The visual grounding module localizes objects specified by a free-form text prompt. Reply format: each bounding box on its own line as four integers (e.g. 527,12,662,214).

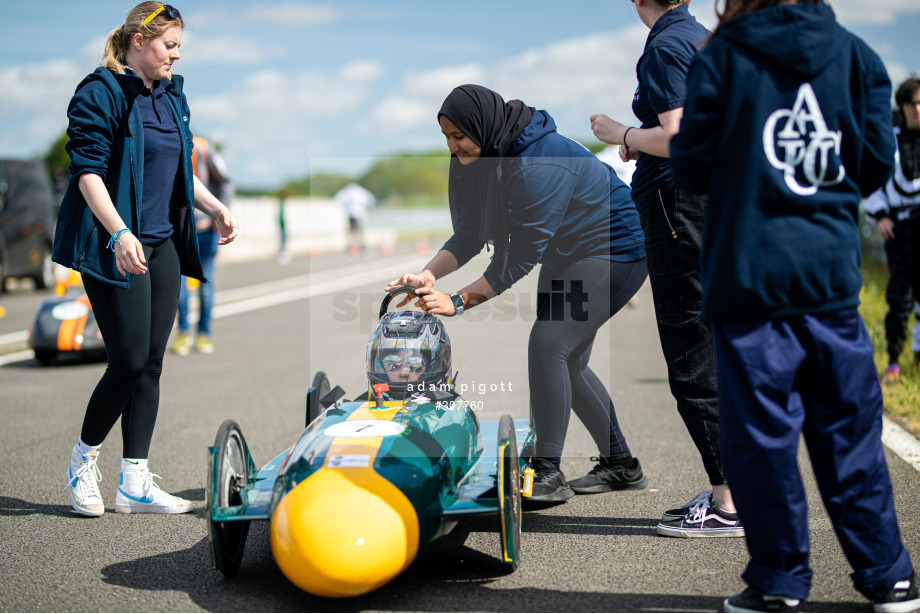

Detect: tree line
40,130,606,205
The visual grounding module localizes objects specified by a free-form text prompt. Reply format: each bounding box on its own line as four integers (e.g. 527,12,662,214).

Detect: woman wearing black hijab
387,85,649,502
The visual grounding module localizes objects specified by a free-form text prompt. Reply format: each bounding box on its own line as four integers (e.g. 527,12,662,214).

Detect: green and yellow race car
206,287,536,598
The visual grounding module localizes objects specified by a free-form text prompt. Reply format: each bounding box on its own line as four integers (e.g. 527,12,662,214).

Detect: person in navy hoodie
54,2,238,518
590,0,740,538
670,1,918,612
387,84,648,503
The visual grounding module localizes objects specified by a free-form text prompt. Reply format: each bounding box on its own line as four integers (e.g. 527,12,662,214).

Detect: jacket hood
78,66,185,100
509,109,556,155
719,2,845,79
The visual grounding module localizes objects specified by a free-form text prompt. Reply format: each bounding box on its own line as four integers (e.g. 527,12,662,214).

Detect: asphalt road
0,246,918,613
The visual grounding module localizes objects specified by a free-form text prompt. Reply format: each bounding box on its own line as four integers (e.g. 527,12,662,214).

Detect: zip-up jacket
670,2,894,323
52,67,203,288
864,127,920,223
442,110,646,295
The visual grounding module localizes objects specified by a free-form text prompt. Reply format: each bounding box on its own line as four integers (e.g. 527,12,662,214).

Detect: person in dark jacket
55,2,238,518
670,1,918,612
387,84,649,503
589,0,740,539
864,77,920,385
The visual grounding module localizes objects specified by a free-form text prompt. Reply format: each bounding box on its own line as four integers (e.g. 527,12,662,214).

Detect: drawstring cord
658,189,677,239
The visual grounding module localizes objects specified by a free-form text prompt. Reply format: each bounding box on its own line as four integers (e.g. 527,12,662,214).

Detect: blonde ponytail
101,25,132,73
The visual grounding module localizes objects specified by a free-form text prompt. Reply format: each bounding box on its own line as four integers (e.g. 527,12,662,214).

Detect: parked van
0,159,57,291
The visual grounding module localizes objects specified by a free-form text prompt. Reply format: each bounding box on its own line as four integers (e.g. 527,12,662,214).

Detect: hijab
438,85,534,280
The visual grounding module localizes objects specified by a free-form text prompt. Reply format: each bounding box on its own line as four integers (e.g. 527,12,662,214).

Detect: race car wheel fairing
307,370,330,425
207,420,251,577
497,414,521,571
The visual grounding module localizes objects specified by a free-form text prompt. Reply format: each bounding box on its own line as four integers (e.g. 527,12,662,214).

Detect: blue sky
2,1,919,189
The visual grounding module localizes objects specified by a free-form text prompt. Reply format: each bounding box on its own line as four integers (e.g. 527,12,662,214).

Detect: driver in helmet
377,348,428,385
364,310,454,402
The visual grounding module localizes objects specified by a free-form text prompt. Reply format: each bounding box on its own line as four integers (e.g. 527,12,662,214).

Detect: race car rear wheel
311,370,330,398
33,245,53,290
307,370,330,424
497,414,521,571
207,419,251,577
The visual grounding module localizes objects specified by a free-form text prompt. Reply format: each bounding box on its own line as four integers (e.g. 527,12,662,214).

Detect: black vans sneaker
873,574,920,613
567,456,648,494
661,489,712,521
723,587,802,613
657,493,744,538
527,458,574,503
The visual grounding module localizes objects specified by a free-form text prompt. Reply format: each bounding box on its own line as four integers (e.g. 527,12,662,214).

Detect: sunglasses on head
142,4,181,25
382,354,428,374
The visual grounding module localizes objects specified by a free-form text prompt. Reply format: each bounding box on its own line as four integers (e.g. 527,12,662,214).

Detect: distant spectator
335,182,376,256
277,188,290,264
864,76,920,384
172,136,233,356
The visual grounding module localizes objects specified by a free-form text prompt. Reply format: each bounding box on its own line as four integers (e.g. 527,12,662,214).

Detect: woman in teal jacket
56,2,238,518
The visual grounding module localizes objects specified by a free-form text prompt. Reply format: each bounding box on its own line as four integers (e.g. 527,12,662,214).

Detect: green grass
859,260,920,436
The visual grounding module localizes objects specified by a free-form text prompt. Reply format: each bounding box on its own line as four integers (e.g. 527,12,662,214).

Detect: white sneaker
115,468,194,514
63,448,104,517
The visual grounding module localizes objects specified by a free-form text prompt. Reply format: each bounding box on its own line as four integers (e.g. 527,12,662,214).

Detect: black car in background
0,159,57,291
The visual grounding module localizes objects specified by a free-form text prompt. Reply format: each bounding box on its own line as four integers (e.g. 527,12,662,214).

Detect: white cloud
187,3,342,29
341,60,385,83
365,26,648,147
0,59,84,155
683,0,920,28
832,0,920,26
181,34,286,65
187,59,387,185
0,60,84,114
199,23,659,184
489,27,648,130
8,0,912,188
244,3,341,28
364,63,488,135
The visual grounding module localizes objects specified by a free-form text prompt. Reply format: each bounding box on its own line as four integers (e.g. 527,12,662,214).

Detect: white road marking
0,253,431,367
883,416,920,473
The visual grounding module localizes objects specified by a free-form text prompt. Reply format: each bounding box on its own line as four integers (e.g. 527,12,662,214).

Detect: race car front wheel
207,419,252,577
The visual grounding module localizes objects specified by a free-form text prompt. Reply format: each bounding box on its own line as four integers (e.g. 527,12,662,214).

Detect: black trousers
882,218,915,366
80,238,181,458
638,182,725,486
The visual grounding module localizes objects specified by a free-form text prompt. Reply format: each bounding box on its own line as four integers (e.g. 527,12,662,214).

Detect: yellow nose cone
270,468,420,598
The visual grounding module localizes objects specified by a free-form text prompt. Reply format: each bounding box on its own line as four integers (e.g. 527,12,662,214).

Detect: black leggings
529,257,648,459
80,238,181,458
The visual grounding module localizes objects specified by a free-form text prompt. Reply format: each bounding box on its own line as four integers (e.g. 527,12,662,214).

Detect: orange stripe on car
58,295,93,351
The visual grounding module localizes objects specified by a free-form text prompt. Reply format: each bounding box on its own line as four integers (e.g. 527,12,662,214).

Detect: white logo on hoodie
763,82,846,196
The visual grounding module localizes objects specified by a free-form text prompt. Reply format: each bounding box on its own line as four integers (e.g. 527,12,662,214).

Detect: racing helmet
366,310,452,397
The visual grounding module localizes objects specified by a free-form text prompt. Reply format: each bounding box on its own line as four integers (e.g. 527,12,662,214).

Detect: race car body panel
207,393,535,597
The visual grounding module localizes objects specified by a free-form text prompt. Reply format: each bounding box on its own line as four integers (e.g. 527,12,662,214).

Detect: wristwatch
450,293,464,316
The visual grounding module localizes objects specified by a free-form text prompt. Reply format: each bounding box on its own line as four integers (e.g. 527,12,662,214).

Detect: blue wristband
107,228,129,252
